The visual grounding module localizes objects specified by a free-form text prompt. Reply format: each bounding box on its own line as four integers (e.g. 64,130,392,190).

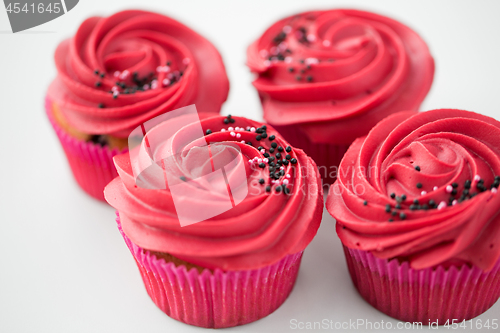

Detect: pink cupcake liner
45,97,126,201
343,246,500,324
116,213,303,328
272,124,349,185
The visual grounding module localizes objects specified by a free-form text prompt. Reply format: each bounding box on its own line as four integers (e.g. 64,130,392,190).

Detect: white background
1,0,500,332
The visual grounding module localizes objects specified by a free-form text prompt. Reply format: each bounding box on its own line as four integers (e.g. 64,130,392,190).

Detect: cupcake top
247,9,434,145
47,10,229,138
327,109,500,271
104,115,323,271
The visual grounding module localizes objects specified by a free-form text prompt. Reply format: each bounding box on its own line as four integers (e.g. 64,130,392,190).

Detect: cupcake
46,10,229,201
247,9,434,183
104,114,323,328
326,109,500,323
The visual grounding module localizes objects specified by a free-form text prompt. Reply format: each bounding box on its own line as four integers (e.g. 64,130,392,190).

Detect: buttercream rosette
247,9,434,183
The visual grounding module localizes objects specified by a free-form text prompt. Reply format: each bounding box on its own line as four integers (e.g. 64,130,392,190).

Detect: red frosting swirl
247,9,434,145
104,115,323,271
327,109,500,271
47,10,229,137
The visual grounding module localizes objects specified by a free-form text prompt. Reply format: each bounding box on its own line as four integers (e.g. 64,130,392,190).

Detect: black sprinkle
288,68,295,72
306,76,313,82
278,146,284,152
451,189,458,196
286,146,292,153
269,135,275,141
290,158,297,165
276,153,282,159
415,166,421,171
385,204,391,213
286,154,291,160
95,82,101,87
400,212,407,220
401,194,407,201
413,199,419,205
389,219,394,222
391,211,397,216
261,133,268,139
452,182,458,188
266,186,271,192
296,76,302,81
416,183,423,189
258,146,264,151
363,200,368,206
259,163,265,168
100,73,105,78
275,186,282,193
256,135,262,141
465,180,471,189
270,148,275,153
224,118,229,124
283,159,290,166
390,193,396,199
229,118,235,124
259,178,265,185
395,203,402,210
94,69,99,75
410,204,417,211
98,103,104,108
271,142,278,148
180,176,187,181
422,204,429,210
263,153,270,158
205,129,212,135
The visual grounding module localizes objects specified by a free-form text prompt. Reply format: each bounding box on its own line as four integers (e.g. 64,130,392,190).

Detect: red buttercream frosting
47,10,229,138
247,9,434,145
104,115,323,271
327,109,500,271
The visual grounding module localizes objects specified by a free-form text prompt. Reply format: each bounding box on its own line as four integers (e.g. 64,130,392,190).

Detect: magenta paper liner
116,214,303,328
45,97,127,201
343,246,500,323
272,124,349,185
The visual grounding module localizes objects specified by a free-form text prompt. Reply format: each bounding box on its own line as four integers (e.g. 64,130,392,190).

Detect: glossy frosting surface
327,109,500,271
247,9,434,144
105,115,323,270
47,10,229,137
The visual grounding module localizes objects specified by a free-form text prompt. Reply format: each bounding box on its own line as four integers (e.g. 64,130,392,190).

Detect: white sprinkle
151,80,158,89
113,91,119,97
260,149,265,153
492,188,498,194
182,58,190,65
250,127,256,133
241,140,246,144
143,84,149,91
246,126,251,130
452,200,458,206
259,49,269,58
230,132,236,137
284,56,293,63
446,185,453,193
236,133,241,138
221,128,226,132
163,78,171,86
437,201,447,210
258,158,262,163
234,127,240,131
270,46,279,55
283,25,292,34
323,40,331,47
421,191,427,196
111,86,118,92
263,158,269,163
167,73,174,79
278,42,288,50
433,186,438,191
280,166,285,171
248,160,253,164
114,71,121,78
228,127,234,131
263,60,271,67
120,70,129,80
305,57,319,65
307,34,316,42
474,175,481,182
286,174,291,179
282,179,289,185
